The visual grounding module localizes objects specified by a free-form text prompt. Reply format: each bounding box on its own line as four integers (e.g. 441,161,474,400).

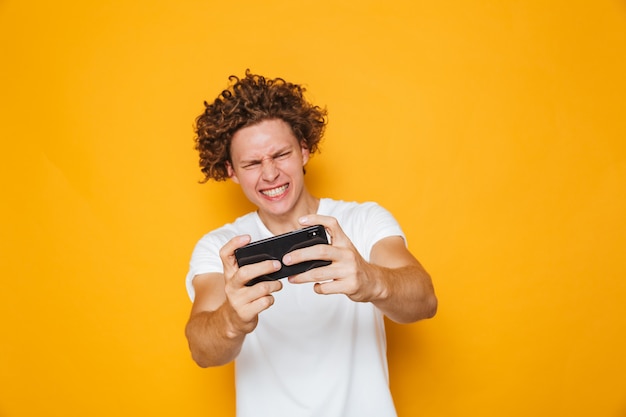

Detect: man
185,70,437,417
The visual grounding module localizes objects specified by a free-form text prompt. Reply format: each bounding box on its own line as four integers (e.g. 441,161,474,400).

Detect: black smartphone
235,225,331,286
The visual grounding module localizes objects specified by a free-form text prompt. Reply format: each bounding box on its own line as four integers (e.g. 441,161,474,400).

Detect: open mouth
260,184,289,198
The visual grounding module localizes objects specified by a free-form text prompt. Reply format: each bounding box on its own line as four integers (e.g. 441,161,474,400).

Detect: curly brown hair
194,70,328,182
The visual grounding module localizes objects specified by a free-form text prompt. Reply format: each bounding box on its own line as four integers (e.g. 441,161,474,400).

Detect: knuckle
318,245,331,258
346,281,359,295
258,295,274,311
259,281,274,293
218,244,231,259
328,217,340,228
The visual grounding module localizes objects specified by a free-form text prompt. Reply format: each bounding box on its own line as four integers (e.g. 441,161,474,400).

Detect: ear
226,161,240,184
300,143,310,166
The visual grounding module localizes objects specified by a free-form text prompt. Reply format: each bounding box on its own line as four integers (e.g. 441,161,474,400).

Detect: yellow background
1,1,625,416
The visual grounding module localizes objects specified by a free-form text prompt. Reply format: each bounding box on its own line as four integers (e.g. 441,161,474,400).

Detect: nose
260,158,279,182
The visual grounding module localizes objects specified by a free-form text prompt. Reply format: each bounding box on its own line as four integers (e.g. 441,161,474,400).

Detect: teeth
262,184,288,197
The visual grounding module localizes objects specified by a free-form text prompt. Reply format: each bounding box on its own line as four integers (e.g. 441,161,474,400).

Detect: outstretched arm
185,235,283,367
285,215,437,323
364,235,437,323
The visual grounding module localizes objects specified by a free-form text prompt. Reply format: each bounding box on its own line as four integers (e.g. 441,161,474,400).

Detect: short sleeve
185,229,235,301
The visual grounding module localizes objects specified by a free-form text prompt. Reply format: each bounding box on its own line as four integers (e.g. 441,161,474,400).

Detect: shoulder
320,198,394,223
320,198,386,216
196,212,259,247
320,198,404,255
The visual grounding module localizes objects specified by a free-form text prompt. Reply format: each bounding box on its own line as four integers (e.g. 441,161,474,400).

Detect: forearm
369,264,438,324
185,305,246,368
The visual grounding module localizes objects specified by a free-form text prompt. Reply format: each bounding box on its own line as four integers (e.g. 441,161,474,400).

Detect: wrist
221,303,249,340
365,263,391,303
222,302,257,341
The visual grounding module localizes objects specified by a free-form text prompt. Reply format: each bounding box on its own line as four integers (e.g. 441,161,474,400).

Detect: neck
258,190,319,235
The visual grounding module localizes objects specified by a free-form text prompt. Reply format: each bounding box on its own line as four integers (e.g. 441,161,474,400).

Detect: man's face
227,119,310,218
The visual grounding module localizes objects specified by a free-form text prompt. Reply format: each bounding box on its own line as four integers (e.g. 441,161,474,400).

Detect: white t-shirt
186,198,405,417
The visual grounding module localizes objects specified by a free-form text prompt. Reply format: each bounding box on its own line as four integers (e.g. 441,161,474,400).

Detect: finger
229,280,283,322
232,260,282,287
314,281,341,295
299,214,350,246
251,293,276,313
233,278,283,303
287,260,336,284
220,235,252,276
240,292,277,320
313,279,359,296
282,243,333,267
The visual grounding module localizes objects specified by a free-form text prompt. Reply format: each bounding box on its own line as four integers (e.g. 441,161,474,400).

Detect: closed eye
240,149,293,169
274,150,292,160
241,161,261,169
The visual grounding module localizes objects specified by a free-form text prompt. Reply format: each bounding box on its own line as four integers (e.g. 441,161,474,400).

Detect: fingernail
299,216,308,224
283,254,291,265
273,260,282,270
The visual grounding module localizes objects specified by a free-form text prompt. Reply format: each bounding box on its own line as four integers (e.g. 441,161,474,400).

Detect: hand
219,235,283,336
283,215,384,303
